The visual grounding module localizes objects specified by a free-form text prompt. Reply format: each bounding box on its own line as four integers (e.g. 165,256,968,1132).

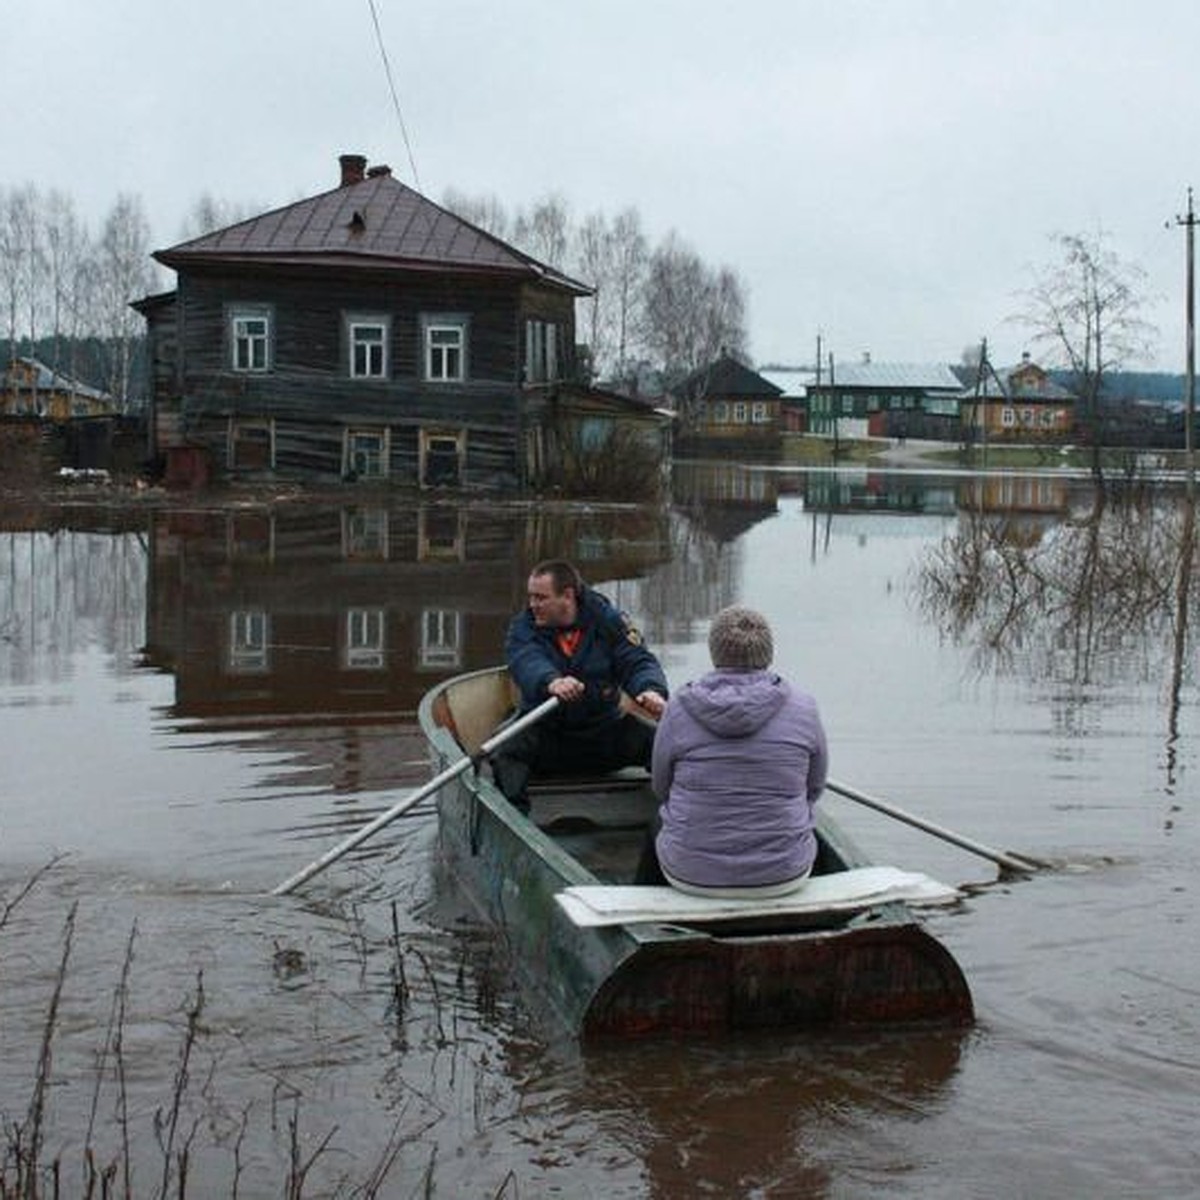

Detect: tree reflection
915,485,1198,695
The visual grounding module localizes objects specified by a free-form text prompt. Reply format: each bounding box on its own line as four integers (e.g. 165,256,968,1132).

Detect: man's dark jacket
505,588,668,732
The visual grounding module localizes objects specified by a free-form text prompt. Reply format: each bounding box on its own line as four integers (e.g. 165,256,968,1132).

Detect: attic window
348,210,366,233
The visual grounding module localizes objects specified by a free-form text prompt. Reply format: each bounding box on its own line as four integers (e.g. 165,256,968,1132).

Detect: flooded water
2,465,1197,1197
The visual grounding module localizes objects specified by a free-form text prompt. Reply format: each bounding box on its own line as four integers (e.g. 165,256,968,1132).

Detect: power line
366,0,421,191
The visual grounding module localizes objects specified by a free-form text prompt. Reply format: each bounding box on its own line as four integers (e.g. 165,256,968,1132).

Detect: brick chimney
366,164,392,179
339,154,367,186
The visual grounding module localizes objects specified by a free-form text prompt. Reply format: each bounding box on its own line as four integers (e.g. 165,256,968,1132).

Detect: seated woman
648,606,829,898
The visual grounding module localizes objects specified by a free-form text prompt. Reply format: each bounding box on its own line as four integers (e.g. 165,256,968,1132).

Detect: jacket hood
676,669,790,737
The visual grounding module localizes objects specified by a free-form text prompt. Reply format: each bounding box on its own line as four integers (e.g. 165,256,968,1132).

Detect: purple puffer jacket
651,668,828,888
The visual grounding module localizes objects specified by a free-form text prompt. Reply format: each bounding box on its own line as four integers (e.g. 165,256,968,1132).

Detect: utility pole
1173,187,1196,497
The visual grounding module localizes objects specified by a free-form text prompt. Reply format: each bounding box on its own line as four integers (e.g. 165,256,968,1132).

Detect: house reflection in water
797,471,960,516
144,502,672,728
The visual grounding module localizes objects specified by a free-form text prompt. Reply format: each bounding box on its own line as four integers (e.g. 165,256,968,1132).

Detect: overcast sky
9,0,1199,372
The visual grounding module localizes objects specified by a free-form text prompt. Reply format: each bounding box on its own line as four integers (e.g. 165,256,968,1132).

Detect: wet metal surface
1,469,1197,1195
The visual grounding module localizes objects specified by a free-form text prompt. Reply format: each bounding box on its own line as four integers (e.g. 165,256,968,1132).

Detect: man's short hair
530,559,583,597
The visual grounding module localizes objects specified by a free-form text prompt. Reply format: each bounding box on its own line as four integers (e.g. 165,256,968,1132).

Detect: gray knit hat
708,605,773,670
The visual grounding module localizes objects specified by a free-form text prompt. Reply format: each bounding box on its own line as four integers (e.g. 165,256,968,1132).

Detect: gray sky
10,0,1199,371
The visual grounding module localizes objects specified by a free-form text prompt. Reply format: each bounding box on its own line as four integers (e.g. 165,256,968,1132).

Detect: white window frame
342,507,389,559
733,401,748,423
228,610,269,673
349,318,388,379
420,608,463,669
524,319,559,384
344,427,390,479
751,401,769,424
423,316,467,382
228,418,275,471
230,308,271,372
344,608,386,670
417,504,465,560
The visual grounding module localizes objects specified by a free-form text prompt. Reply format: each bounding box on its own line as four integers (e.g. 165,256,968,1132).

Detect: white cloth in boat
555,866,960,928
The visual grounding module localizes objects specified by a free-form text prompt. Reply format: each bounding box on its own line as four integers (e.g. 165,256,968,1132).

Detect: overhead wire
366,0,421,191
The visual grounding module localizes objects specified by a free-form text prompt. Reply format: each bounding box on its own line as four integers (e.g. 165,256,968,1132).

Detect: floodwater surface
1,465,1197,1197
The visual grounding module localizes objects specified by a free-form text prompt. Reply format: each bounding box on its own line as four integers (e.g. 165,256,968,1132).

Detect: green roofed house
805,358,965,440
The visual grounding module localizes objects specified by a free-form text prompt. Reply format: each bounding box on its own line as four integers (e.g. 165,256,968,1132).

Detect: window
751,402,769,424
418,505,464,560
228,611,269,673
421,433,463,487
345,428,388,479
524,320,559,383
712,401,729,423
343,507,389,559
420,609,462,669
345,608,385,670
349,319,387,378
424,317,467,381
230,420,273,470
231,309,270,372
733,402,748,423
578,416,613,450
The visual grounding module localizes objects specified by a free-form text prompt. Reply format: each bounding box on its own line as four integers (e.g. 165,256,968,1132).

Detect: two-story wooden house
958,353,1075,443
135,153,663,491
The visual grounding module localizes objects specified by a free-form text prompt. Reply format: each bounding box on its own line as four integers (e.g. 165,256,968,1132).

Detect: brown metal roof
156,172,590,294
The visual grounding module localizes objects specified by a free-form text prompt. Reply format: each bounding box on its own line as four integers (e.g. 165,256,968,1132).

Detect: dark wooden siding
149,260,582,489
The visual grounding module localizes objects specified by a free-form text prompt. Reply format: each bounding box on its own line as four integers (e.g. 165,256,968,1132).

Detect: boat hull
420,668,973,1039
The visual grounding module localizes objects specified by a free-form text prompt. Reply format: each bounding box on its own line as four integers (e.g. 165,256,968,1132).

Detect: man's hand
635,690,667,719
547,676,585,702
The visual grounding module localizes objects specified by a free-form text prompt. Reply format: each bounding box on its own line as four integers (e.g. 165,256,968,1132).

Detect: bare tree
640,231,748,383
177,193,260,241
512,193,571,269
0,186,44,358
1018,231,1157,479
94,193,159,409
439,190,743,387
574,211,614,380
439,187,512,240
43,190,95,380
609,208,647,382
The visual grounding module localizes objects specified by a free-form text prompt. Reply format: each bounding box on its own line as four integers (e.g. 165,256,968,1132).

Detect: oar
825,777,1047,875
272,696,559,896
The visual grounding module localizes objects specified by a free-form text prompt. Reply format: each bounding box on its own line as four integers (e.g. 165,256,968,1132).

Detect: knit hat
708,605,773,670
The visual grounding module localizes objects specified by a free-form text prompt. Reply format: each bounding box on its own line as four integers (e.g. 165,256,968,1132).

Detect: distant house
806,360,964,439
673,355,784,458
1,357,116,420
959,353,1075,442
134,153,667,491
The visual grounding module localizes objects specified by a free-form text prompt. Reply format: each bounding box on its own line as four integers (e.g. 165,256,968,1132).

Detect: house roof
680,355,783,398
958,358,1075,402
4,356,111,402
155,164,591,295
820,362,963,390
758,367,818,396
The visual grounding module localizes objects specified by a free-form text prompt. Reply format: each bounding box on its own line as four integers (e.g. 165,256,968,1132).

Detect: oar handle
826,777,1042,874
271,695,559,896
